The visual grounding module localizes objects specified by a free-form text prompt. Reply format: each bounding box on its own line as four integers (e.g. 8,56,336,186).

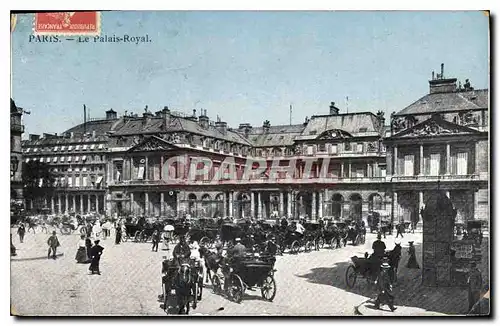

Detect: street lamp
10,156,19,177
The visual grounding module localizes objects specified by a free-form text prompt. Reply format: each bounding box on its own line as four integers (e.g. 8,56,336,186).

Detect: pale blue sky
12,11,489,137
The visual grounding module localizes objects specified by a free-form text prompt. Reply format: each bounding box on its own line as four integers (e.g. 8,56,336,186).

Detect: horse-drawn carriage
220,223,246,246
304,221,324,250
212,253,277,303
345,221,366,246
189,218,219,248
345,243,402,288
161,256,204,314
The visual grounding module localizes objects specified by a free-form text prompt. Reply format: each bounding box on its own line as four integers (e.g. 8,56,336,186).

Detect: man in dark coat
89,240,104,275
395,223,404,238
371,233,386,276
173,235,191,265
17,223,26,243
47,231,60,259
151,230,160,252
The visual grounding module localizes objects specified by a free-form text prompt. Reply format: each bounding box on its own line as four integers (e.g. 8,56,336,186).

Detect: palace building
20,65,489,226
384,65,489,226
11,99,24,202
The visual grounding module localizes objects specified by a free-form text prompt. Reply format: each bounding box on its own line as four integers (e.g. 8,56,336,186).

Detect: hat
377,233,382,239
408,241,414,245
235,237,241,242
381,262,391,269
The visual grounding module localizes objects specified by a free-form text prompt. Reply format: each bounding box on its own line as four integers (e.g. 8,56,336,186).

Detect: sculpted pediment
393,115,480,138
127,136,177,152
317,129,353,140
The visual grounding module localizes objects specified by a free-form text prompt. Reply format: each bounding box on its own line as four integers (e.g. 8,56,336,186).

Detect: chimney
161,106,171,130
262,120,271,133
142,106,153,125
106,109,117,120
329,102,339,115
429,63,457,94
215,121,228,135
198,109,209,129
29,134,40,141
238,123,252,138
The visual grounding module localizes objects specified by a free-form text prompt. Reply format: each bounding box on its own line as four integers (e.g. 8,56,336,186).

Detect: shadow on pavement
11,253,64,262
297,241,473,315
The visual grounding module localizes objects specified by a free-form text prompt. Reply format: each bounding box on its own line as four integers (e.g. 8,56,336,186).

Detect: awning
96,176,103,184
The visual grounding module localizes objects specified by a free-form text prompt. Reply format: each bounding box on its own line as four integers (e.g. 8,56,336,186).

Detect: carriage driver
224,238,247,292
370,233,386,275
173,234,191,267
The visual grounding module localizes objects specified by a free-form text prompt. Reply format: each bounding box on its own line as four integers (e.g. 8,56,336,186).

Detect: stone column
145,156,149,180
58,195,62,214
279,192,284,216
44,197,48,208
257,192,262,219
87,194,91,213
287,192,292,218
318,191,323,218
129,157,133,180
374,162,379,178
228,191,234,218
311,192,317,220
394,146,398,175
419,144,424,176
473,190,478,221
160,156,164,180
348,162,352,178
446,191,450,198
96,194,100,214
51,197,55,214
176,193,181,217
145,192,149,215
366,163,370,178
341,162,345,178
160,192,164,216
446,143,451,175
392,192,398,224
72,195,76,213
80,194,83,213
65,194,69,213
223,192,227,217
250,192,255,217
130,192,135,215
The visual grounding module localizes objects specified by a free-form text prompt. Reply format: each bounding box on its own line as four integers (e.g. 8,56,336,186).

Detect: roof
64,119,119,136
112,116,252,146
246,124,305,147
296,113,382,140
395,89,488,116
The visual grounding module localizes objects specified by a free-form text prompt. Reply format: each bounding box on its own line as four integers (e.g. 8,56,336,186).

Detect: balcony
391,174,485,182
109,176,387,187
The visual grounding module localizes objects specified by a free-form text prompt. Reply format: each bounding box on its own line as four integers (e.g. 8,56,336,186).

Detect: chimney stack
238,123,252,138
329,102,339,115
198,109,209,129
215,120,228,135
106,109,117,120
440,63,444,79
429,63,457,94
161,106,171,130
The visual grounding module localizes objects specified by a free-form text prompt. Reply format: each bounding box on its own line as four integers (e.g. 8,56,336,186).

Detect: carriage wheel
199,236,210,248
345,265,357,288
134,231,141,242
261,275,277,302
60,226,71,235
229,274,244,304
212,275,222,295
290,240,300,254
80,226,87,235
329,238,337,249
304,241,313,253
317,237,325,250
163,282,170,311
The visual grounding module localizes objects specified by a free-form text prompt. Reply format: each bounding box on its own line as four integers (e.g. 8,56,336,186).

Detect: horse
174,262,194,314
386,243,402,282
199,246,222,285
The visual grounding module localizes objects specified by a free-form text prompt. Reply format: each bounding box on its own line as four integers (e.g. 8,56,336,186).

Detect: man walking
17,223,26,243
395,223,404,238
468,262,483,312
47,231,60,259
374,258,397,311
151,229,160,252
89,240,104,275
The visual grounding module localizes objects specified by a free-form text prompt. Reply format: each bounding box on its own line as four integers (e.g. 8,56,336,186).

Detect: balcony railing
392,174,482,182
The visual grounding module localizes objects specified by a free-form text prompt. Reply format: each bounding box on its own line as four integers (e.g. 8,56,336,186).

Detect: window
357,143,363,153
60,177,65,186
307,146,313,155
344,143,351,151
75,156,80,162
82,167,87,172
356,167,365,178
318,144,326,152
60,146,66,151
329,144,338,154
75,145,81,150
68,177,73,187
457,152,468,175
380,167,386,178
404,155,414,176
67,156,72,162
82,156,87,161
430,154,440,176
68,145,73,151
26,148,31,153
60,156,65,162
34,148,38,152
137,166,145,179
82,176,87,187
98,144,104,149
53,147,58,152
53,157,57,163
75,175,80,187
40,157,44,163
90,144,95,150
82,144,88,150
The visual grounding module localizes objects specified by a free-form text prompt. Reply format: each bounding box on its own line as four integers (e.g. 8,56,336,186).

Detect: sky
11,11,489,138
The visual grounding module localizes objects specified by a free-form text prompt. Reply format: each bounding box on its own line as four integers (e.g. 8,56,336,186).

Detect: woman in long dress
75,234,88,263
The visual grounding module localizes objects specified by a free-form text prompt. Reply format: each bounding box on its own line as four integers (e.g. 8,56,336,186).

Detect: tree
22,160,56,212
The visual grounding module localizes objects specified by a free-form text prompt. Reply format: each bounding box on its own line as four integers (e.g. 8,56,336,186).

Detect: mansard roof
395,89,488,116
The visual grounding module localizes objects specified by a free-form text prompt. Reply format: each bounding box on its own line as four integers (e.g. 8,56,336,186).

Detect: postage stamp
33,12,101,36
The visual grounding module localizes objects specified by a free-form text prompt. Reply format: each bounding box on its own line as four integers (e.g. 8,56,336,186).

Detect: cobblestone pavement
10,228,485,316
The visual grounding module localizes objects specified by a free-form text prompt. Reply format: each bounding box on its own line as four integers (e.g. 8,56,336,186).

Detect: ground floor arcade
25,192,106,215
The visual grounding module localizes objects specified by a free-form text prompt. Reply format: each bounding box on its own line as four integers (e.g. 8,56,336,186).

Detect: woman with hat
75,234,88,263
406,241,419,269
374,258,396,312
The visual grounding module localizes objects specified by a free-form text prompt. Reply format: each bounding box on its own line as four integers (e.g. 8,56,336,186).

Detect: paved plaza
11,228,483,316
